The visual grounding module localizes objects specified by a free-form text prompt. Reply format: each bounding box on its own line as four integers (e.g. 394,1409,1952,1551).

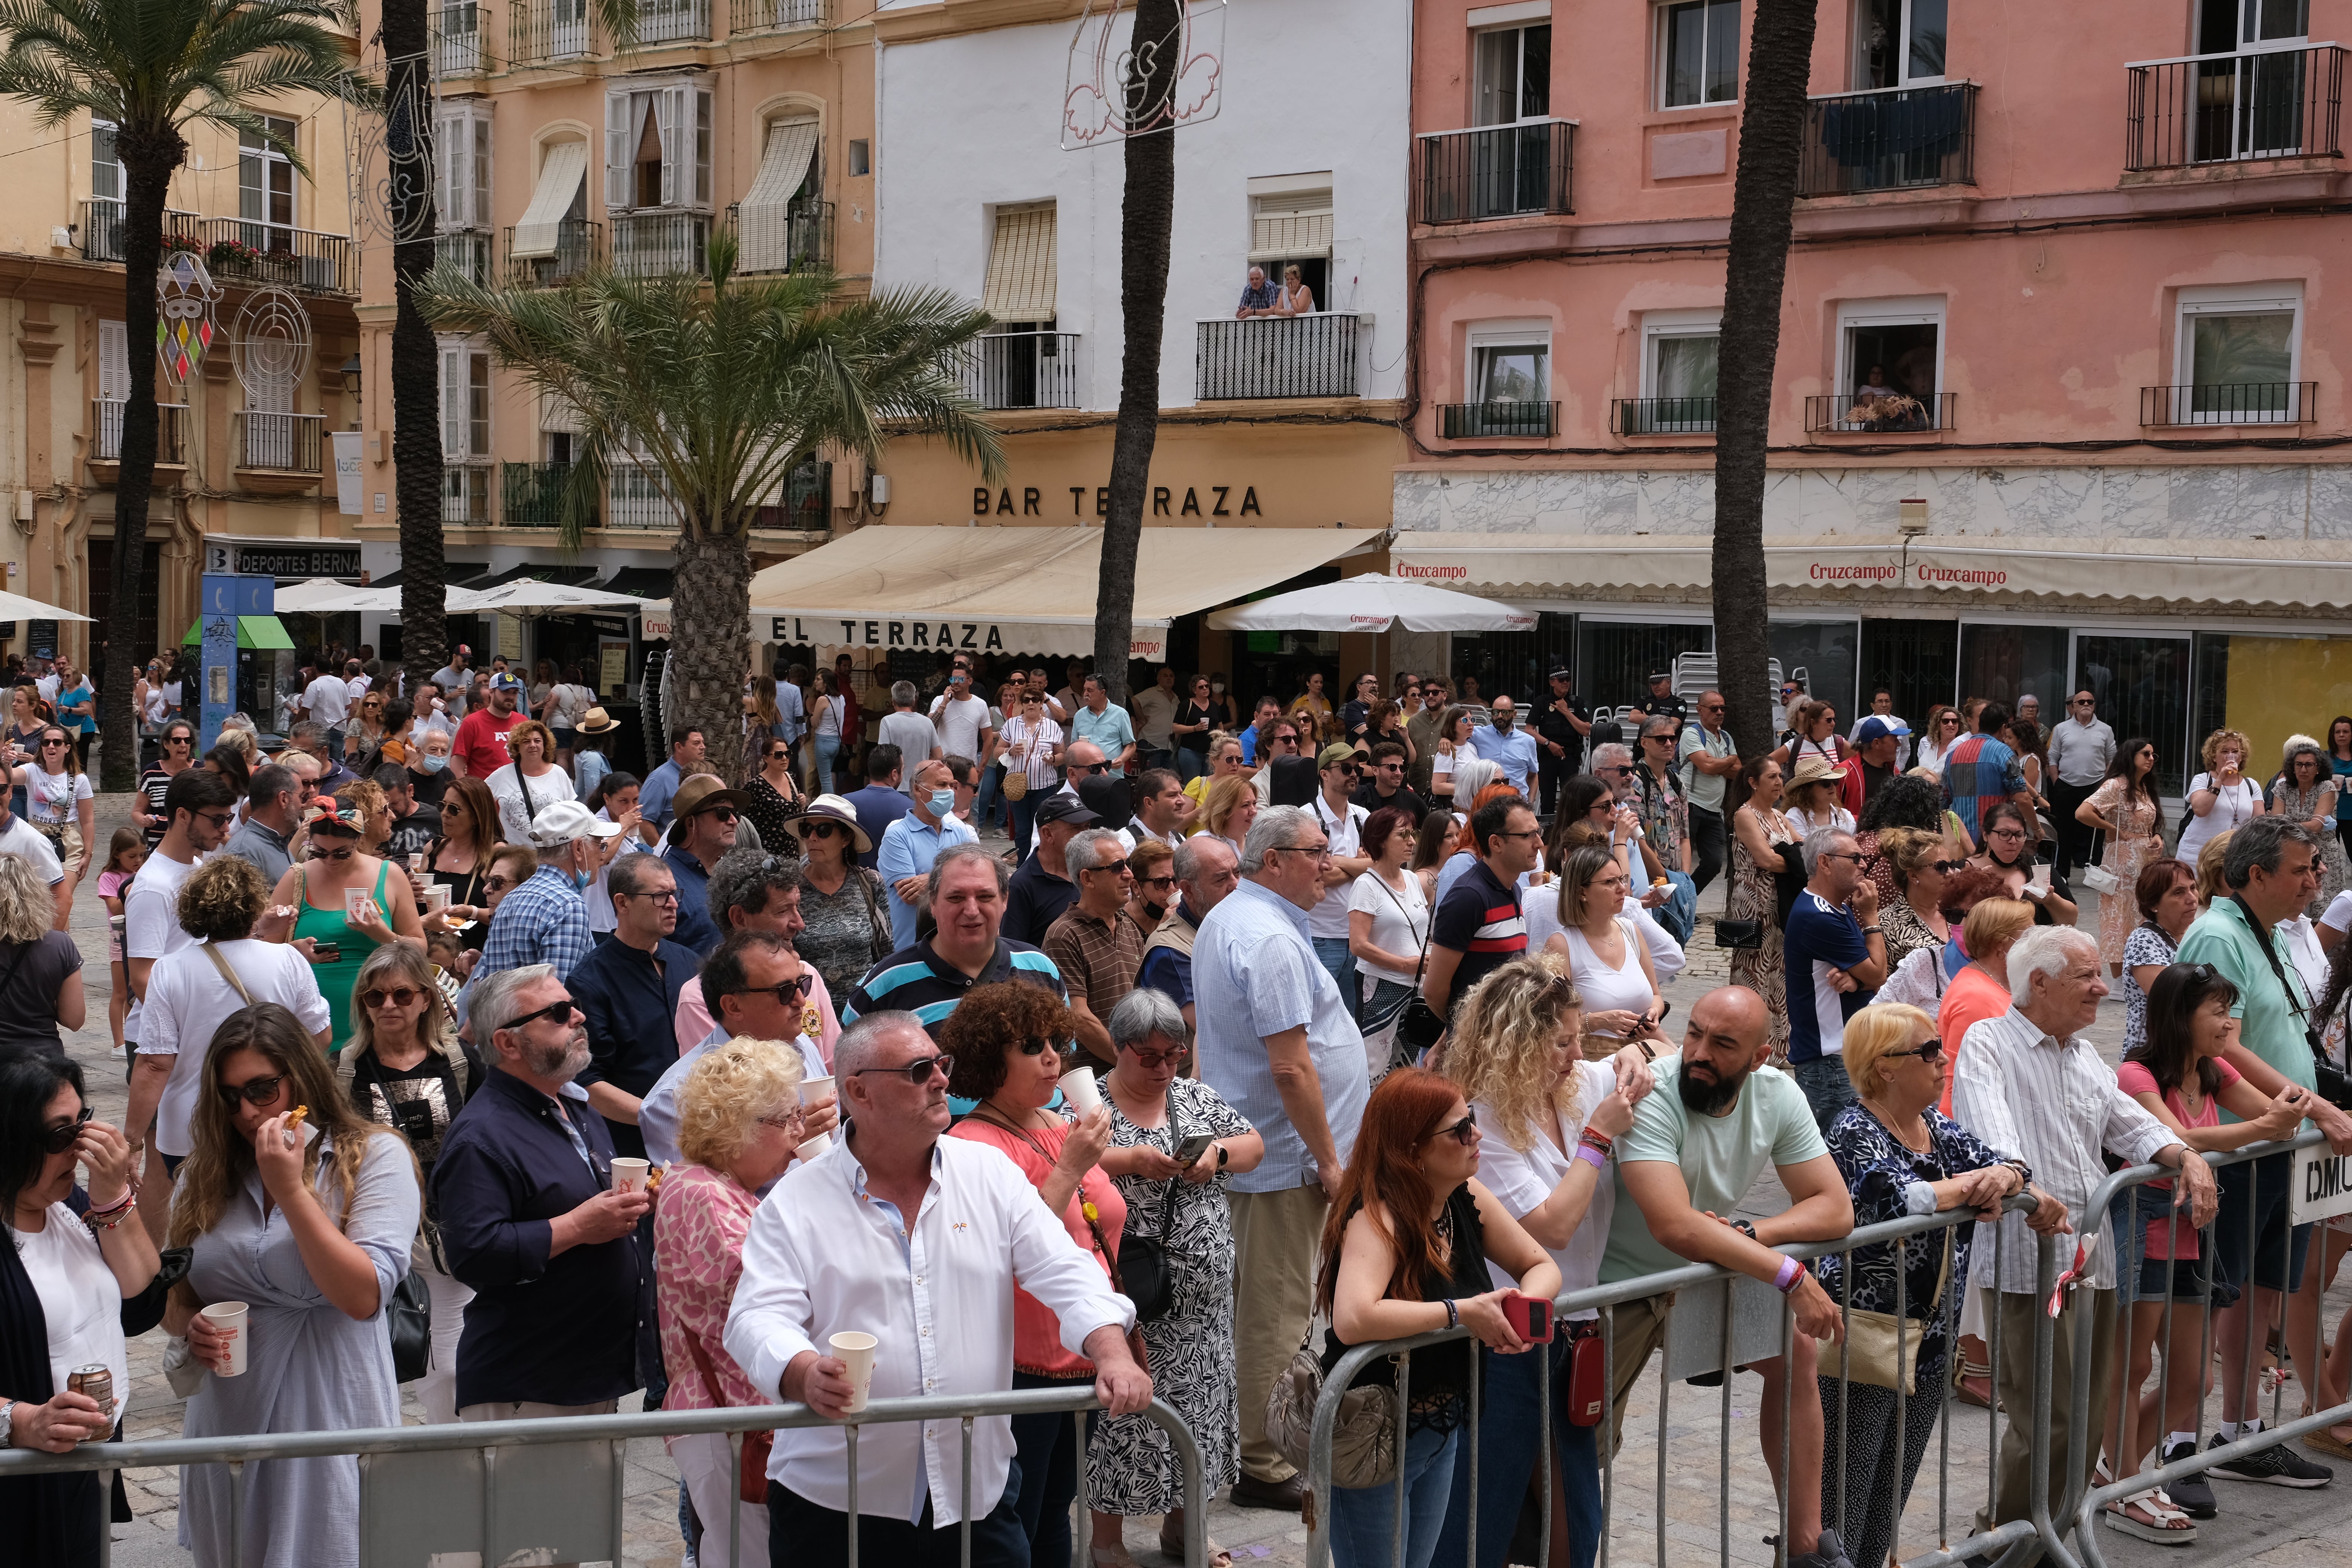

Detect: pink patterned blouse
653,1164,767,1413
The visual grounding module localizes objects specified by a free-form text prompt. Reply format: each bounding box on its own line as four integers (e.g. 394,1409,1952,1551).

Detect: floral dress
2273,777,2351,916
2120,923,2177,1056
1086,1076,1256,1514
1728,806,1795,1052
2086,777,2163,966
795,866,891,998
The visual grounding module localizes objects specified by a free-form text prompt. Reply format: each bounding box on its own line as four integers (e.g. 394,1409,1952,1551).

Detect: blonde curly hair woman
2180,727,2263,866
1436,951,1653,1568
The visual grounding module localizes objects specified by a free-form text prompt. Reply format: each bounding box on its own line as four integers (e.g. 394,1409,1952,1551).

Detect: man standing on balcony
1235,265,1279,318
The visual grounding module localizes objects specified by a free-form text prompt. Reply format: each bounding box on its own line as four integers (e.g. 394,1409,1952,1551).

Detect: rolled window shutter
605,91,631,211
980,204,1057,322
1249,190,1334,262
439,345,466,458
98,320,128,402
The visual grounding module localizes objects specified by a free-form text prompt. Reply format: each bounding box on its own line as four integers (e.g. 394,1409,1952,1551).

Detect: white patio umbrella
1204,573,1537,634
458,580,648,614
0,588,92,623
267,577,366,614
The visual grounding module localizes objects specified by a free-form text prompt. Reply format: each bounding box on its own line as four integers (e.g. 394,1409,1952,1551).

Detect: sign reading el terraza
204,542,362,580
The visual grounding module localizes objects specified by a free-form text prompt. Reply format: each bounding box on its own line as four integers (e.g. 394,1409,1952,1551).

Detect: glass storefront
1571,618,1712,714
1770,619,1858,725
1959,623,2068,720
1859,616,1959,732
2075,634,2192,795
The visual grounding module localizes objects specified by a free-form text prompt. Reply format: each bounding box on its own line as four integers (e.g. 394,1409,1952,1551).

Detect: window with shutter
439,342,468,458
605,91,632,211
604,81,711,214
98,321,129,401
92,119,122,204
437,109,493,230
981,204,1057,322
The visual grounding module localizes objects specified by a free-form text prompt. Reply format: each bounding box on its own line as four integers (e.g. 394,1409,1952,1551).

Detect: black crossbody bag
2231,894,2352,1110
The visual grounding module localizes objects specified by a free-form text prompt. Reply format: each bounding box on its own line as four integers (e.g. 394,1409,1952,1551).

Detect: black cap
1034,792,1102,828
1548,668,1572,681
1077,773,1133,825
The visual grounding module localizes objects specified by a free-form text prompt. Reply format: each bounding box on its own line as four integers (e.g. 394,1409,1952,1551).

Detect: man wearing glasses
567,855,700,1161
661,774,748,957
1405,679,1451,796
1480,695,1540,798
643,929,838,1177
1677,690,1739,894
1041,827,1147,1071
123,768,239,1084
2044,688,2116,884
1308,744,1374,1021
1782,827,1888,1133
1424,794,1539,1025
432,962,656,1426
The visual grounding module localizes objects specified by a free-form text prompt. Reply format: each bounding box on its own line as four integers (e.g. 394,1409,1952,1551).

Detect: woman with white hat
779,796,890,998
1781,754,1856,838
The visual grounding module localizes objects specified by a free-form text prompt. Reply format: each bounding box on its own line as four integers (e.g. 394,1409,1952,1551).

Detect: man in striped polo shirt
1422,794,1541,1024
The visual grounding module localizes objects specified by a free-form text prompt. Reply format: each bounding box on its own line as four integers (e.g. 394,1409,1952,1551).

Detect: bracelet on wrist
1573,1143,1608,1173
1578,1125,1613,1151
1773,1256,1805,1295
1442,1298,1461,1331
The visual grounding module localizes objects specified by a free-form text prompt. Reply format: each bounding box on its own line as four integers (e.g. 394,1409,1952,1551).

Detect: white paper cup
2029,862,2052,894
201,1302,250,1377
829,1331,878,1412
1060,1066,1102,1115
407,851,426,874
609,1157,651,1193
796,1077,835,1159
422,883,451,915
343,887,372,922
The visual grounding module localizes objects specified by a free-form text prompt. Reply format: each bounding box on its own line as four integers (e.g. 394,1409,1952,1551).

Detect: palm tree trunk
384,3,447,682
1094,0,1179,707
669,519,752,784
1710,0,1818,763
98,128,185,790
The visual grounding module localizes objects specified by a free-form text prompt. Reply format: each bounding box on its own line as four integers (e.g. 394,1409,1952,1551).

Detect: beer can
67,1364,113,1415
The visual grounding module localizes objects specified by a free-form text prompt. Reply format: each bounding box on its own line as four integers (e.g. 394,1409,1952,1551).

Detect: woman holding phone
1542,845,1667,1060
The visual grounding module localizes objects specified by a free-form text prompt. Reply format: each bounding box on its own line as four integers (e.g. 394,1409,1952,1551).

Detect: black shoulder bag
1393,890,1447,1058
2230,893,2352,1110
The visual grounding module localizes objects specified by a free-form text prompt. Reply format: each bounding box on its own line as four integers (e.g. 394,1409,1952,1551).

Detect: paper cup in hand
829,1331,878,1413
343,888,373,923
609,1157,651,1193
422,883,451,915
201,1303,250,1377
1060,1066,1102,1115
796,1077,835,1159
2029,862,2052,894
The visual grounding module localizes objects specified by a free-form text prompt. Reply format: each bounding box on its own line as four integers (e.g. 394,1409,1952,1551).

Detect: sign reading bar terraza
769,615,1165,662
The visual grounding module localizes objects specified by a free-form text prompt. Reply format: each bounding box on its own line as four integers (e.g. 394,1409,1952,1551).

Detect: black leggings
2338,819,2352,865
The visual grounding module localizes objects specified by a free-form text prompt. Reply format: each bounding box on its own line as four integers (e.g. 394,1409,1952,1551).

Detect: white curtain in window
738,119,819,273
513,141,588,259
981,204,1057,322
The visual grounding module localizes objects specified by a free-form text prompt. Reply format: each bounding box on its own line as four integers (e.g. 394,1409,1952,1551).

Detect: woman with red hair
1314,1067,1560,1568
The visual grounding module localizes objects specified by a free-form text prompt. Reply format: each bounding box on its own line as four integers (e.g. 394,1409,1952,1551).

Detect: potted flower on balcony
207,236,267,277
161,231,204,258
1847,389,1926,432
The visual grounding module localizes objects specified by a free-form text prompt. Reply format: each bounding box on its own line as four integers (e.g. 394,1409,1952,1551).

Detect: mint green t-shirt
1600,1052,1828,1283
2177,898,2317,1122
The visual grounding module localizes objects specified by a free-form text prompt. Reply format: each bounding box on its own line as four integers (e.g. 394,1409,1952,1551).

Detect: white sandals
2102,1487,2198,1545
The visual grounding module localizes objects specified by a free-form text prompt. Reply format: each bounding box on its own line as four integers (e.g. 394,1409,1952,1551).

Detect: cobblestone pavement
53,796,2352,1566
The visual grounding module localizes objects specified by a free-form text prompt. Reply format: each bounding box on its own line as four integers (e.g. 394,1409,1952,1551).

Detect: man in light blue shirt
1479,694,1541,797
875,757,978,949
1193,804,1369,1506
1068,675,1138,772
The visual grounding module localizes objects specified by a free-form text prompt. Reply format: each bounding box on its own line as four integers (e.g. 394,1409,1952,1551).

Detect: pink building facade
1398,0,2352,789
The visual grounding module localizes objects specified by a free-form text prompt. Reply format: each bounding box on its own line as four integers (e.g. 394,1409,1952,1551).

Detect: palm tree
0,0,365,789
1710,0,1819,762
1093,0,1180,706
419,231,1004,782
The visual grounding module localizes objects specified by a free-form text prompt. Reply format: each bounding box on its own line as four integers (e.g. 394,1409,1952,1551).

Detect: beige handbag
1265,1329,1398,1492
1001,767,1029,802
1840,1229,1952,1393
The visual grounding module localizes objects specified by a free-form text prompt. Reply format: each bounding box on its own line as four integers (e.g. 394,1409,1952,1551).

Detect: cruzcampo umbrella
1204,573,1538,634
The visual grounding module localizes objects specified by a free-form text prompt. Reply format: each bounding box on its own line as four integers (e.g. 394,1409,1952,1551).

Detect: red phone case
1503,1292,1554,1344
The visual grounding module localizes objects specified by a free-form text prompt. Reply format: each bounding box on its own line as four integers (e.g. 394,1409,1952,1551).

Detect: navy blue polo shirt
1003,853,1080,946
660,842,724,956
568,932,700,1160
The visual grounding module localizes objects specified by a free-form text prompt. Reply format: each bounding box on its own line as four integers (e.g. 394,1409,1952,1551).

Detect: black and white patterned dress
1084,1076,1256,1515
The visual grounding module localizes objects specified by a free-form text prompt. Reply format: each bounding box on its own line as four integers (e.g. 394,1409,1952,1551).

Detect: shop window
1451,611,1577,713
2177,283,2302,423
1574,619,1712,717
1474,21,1552,126
2074,634,2192,797
1858,617,1957,730
1854,0,1947,88
1659,0,1739,109
1958,623,2067,730
2188,631,2352,801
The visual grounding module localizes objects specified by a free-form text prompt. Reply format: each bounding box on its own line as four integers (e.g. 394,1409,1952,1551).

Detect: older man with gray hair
1952,923,2219,1537
877,680,942,794
1782,825,1887,1132
1042,825,1145,1072
1138,833,1241,1032
1194,803,1369,1512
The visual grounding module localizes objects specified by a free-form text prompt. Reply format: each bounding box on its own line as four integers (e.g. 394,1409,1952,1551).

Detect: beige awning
510,141,587,260
749,524,1384,660
1387,532,2352,611
981,204,1057,322
1250,189,1334,262
738,118,819,273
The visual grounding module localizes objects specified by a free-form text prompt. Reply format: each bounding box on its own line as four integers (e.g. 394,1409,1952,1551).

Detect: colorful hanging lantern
157,251,222,383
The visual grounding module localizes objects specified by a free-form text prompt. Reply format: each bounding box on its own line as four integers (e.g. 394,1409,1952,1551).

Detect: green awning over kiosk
181,615,297,651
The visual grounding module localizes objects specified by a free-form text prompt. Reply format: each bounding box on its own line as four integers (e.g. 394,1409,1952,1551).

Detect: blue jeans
1650,869,1698,946
1330,1424,1460,1568
1436,1340,1604,1568
812,733,840,795
975,765,1003,830
1008,1370,1090,1568
1010,790,1042,863
1791,1055,1856,1136
1313,936,1359,1025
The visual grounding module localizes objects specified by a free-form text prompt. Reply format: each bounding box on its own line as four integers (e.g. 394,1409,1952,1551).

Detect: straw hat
1779,755,1848,806
781,793,872,854
667,773,753,845
575,706,620,735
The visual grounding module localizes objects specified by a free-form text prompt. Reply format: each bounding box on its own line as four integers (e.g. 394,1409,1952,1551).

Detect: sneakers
1788,1528,1854,1568
2208,1429,2335,1487
2159,1444,2217,1517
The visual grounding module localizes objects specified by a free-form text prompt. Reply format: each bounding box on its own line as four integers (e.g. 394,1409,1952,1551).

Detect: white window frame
1464,317,1552,405
1834,294,1946,401
92,116,123,205
437,102,493,232
2174,280,2304,422
240,115,299,239
1851,0,1951,89
1471,19,1552,127
1656,0,1741,111
604,78,714,214
438,335,492,462
1638,307,1723,397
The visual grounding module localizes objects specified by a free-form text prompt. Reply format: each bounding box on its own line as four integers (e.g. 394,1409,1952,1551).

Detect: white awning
510,141,588,260
1387,532,2352,611
981,204,1057,322
738,119,819,273
1250,188,1334,262
748,524,1384,661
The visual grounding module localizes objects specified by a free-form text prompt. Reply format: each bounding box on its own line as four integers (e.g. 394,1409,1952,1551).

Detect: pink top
98,869,133,903
1936,966,2011,1119
2116,1058,2240,1260
653,1164,768,1414
672,968,842,1064
947,1116,1126,1376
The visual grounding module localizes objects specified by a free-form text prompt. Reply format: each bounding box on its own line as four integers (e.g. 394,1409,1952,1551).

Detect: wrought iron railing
1804,391,1957,433
957,331,1082,410
92,399,189,465
1612,395,1720,434
608,462,680,527
441,462,495,524
2140,380,2317,424
611,211,713,277
1196,313,1363,400
2127,43,2346,169
507,0,593,64
726,199,832,274
1440,400,1558,438
78,201,201,263
434,228,494,287
1798,81,1978,196
198,219,358,294
727,0,822,33
637,0,710,43
1419,120,1574,223
434,1,487,74
502,461,588,527
504,219,600,286
234,412,324,473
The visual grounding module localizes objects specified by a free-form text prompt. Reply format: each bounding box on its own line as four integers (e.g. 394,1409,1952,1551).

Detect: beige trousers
1230,1182,1330,1483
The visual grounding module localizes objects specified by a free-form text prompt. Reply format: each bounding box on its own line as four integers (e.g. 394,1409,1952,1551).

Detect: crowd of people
5,645,2352,1568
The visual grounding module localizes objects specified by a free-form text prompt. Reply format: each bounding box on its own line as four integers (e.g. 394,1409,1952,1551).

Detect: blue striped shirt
842,938,1067,1115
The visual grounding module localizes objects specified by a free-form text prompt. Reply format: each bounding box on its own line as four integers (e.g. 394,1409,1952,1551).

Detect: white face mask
1211,683,1225,694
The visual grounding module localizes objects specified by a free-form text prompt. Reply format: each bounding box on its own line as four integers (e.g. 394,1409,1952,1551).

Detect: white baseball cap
526,799,625,848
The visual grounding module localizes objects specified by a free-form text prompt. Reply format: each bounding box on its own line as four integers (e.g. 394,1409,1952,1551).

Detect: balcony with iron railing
753,458,830,530
608,463,681,528
92,399,189,467
505,220,600,286
1439,400,1558,438
957,332,1081,411
1196,313,1363,400
434,2,487,75
508,0,594,64
637,0,710,44
435,229,495,287
2127,43,2346,170
727,0,823,34
1419,120,1574,224
1798,81,1978,197
1612,396,1719,435
502,461,590,528
611,211,714,277
726,200,833,274
2141,381,2317,425
233,412,324,475
1804,391,1956,433
443,463,495,525
198,219,358,294
78,201,201,263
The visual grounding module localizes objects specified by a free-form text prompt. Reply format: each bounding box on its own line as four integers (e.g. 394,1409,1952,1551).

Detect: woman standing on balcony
1273,263,1316,316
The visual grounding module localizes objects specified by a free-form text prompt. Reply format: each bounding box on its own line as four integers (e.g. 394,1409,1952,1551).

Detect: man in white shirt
1128,768,1191,847
123,769,239,1116
1307,744,1372,1013
0,785,65,893
927,669,994,766
300,661,352,759
724,1012,1149,1561
32,656,58,705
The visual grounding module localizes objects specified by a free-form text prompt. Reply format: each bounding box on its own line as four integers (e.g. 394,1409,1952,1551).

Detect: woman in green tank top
265,801,428,1050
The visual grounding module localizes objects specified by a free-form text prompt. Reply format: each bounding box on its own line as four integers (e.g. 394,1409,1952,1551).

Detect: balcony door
1853,0,1947,88
239,117,297,254
2195,0,2312,159
1469,23,1558,217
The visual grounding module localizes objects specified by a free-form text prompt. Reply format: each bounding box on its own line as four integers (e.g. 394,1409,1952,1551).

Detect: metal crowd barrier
0,1385,1207,1568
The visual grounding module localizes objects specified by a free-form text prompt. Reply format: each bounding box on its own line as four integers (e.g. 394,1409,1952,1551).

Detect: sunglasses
802,821,842,840
483,874,516,891
40,738,67,748
1139,873,1176,889
1073,761,1111,775
1017,1036,1064,1057
308,845,355,861
1124,1044,1190,1069
1931,859,1968,874
39,1106,94,1155
360,986,422,1010
1433,1110,1478,1146
499,998,581,1032
769,749,790,760
1886,1041,1946,1064
215,1073,289,1110
699,807,739,824
733,974,816,1003
850,1054,955,1084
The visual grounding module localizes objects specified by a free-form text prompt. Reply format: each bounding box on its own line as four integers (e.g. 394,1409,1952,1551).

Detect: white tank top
1562,916,1654,1023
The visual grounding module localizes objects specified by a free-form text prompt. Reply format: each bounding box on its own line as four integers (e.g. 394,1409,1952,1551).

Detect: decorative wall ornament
157,251,222,383
232,286,312,405
344,43,438,248
1063,0,1226,150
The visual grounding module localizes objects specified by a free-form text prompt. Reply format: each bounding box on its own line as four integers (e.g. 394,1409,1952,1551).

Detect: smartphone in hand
1501,1292,1554,1344
1170,1133,1216,1166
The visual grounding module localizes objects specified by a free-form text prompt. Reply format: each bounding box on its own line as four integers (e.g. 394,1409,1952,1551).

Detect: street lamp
340,354,362,430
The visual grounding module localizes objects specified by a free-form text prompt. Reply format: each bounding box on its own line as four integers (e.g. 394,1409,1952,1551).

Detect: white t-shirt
488,763,579,844
2321,890,2352,936
586,821,655,935
302,674,350,729
1474,1060,1620,1319
124,849,204,1040
1132,686,1179,749
2178,773,2263,865
929,694,992,761
139,938,332,1157
1346,868,1429,986
16,1204,127,1412
550,684,593,729
1308,796,1369,940
0,815,64,885
24,765,92,828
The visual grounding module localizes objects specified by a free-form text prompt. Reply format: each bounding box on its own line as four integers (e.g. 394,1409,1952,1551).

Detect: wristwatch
1731,1219,1759,1242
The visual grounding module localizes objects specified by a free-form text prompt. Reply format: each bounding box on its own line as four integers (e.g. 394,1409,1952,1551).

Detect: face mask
1141,899,1166,920
1211,683,1225,694
574,868,596,891
928,789,957,818
418,752,450,773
